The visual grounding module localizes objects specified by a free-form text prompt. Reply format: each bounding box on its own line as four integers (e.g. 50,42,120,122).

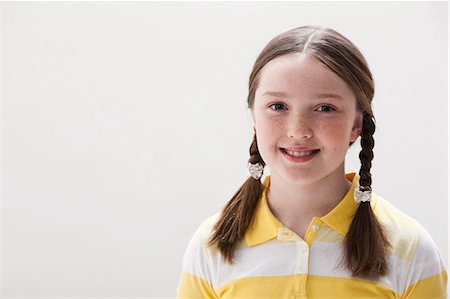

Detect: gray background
1,1,448,297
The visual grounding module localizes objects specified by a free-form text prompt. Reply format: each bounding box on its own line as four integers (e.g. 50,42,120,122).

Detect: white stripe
309,240,401,293
209,239,299,290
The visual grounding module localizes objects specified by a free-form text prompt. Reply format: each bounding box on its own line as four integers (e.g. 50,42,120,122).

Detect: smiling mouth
281,148,320,156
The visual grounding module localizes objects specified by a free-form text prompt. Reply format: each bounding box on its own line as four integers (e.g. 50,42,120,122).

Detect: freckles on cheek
256,116,279,134
266,123,283,143
256,124,275,145
322,123,350,153
255,119,281,155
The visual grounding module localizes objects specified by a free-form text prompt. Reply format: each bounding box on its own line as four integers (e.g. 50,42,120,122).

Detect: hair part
209,26,392,278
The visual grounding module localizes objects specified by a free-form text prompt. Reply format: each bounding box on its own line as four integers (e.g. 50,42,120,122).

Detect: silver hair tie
248,163,263,180
354,186,372,203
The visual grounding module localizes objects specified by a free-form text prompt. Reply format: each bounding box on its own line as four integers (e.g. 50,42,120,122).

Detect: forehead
256,53,354,100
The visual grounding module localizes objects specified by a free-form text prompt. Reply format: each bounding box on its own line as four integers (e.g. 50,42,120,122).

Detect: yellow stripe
216,275,303,298
400,271,448,299
177,271,218,299
308,275,398,298
215,274,401,298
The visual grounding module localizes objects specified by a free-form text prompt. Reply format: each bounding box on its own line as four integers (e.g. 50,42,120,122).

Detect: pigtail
207,133,265,264
344,113,392,278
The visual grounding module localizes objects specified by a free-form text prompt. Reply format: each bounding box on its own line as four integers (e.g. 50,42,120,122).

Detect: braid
343,113,392,278
249,133,266,166
358,113,375,189
207,133,265,263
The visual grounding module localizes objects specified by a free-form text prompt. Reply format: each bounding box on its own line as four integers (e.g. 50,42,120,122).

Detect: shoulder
372,194,420,227
372,194,447,295
181,212,221,272
177,213,222,297
372,194,441,255
372,194,429,245
187,212,221,250
377,194,443,265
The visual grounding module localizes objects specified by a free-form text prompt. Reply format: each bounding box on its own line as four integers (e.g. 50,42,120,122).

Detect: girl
176,26,447,298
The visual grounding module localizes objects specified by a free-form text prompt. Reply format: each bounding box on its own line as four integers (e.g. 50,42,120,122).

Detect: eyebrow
261,91,343,100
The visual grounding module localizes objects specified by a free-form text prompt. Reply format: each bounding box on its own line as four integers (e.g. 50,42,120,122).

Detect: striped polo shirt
177,172,448,298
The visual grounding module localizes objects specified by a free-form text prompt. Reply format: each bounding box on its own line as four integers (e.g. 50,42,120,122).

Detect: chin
273,168,319,185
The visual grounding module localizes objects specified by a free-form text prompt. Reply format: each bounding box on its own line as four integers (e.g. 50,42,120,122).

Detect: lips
284,149,318,157
280,148,320,162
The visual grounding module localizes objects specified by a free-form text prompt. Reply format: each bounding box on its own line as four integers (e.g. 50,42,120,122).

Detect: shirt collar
244,172,376,247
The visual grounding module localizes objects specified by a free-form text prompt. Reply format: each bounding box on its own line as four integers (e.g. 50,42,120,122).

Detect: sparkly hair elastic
354,186,372,203
248,163,264,180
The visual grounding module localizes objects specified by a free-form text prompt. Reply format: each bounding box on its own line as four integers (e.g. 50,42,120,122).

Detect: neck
266,166,352,227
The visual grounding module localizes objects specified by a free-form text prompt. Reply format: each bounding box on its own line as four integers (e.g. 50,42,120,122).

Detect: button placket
295,239,309,297
295,220,321,298
297,241,309,273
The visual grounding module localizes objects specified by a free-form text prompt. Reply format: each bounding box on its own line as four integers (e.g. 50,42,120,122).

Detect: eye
316,105,336,112
269,103,287,111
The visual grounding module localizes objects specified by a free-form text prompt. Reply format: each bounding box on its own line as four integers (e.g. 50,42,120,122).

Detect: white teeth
285,149,316,157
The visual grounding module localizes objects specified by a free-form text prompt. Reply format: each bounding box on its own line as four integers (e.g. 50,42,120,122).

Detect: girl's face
251,53,363,185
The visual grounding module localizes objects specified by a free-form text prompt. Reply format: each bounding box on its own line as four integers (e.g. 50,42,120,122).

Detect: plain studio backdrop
1,1,448,297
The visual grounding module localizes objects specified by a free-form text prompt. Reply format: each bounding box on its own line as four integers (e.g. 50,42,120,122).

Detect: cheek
255,116,283,140
254,117,283,157
320,120,352,151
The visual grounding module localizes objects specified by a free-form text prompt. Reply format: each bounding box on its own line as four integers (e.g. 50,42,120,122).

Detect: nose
287,113,313,140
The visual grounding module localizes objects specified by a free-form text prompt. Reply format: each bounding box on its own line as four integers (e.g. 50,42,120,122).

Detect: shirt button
299,243,308,253
299,265,306,272
311,224,319,232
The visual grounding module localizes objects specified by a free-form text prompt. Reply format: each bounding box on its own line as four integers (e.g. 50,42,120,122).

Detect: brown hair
207,26,392,278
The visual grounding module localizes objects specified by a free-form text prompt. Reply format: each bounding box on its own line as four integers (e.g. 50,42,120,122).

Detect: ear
350,111,363,142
